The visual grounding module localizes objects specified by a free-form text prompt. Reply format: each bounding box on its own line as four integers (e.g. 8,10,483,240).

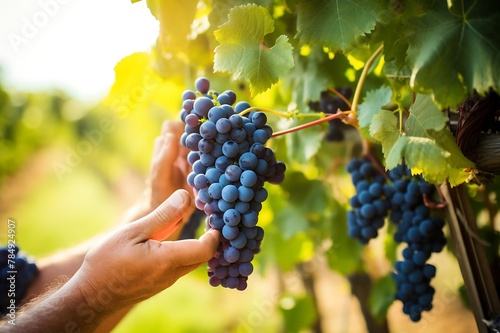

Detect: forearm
23,234,105,304
2,274,111,333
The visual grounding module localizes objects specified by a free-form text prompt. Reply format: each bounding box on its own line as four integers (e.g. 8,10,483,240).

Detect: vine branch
348,44,384,127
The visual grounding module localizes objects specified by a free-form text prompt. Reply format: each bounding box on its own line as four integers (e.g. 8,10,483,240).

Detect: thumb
130,190,193,241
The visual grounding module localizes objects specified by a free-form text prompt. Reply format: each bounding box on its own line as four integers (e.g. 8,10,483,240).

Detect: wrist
72,265,130,316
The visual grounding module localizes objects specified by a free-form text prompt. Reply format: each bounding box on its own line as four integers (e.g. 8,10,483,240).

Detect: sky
0,0,159,101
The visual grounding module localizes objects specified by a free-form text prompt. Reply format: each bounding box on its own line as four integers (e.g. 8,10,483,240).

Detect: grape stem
327,86,352,108
239,107,292,118
271,112,350,137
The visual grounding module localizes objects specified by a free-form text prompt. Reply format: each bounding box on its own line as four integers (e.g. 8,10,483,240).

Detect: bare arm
1,190,219,333
15,120,195,332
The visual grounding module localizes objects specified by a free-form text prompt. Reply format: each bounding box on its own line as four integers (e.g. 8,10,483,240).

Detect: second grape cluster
347,157,447,322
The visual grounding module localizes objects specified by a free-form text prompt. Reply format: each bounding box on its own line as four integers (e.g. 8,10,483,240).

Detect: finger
163,229,221,266
150,133,179,205
151,135,164,162
130,190,193,241
162,120,184,137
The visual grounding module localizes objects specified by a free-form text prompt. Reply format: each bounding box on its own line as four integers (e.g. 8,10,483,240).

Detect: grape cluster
180,77,285,290
308,88,352,142
385,165,446,322
346,159,447,322
346,157,390,244
1,245,38,314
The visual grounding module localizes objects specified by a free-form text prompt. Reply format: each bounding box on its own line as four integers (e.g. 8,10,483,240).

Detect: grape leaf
296,0,385,52
371,94,472,185
407,1,500,108
213,4,294,96
370,110,401,157
399,136,451,177
279,171,330,217
383,133,472,186
275,205,310,239
285,126,324,164
404,93,447,137
280,294,317,333
358,86,392,140
325,205,364,276
368,274,396,323
146,0,198,52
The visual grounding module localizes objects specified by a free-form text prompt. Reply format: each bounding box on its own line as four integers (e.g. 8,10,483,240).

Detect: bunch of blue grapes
1,245,38,314
385,164,447,322
180,77,285,290
346,157,390,244
346,158,447,322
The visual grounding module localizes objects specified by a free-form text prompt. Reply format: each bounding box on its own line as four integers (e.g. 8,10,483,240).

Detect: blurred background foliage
1,0,497,331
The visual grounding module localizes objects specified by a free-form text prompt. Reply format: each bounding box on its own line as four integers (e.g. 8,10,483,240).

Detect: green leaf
358,86,393,140
368,274,396,323
285,126,324,164
407,1,500,108
296,0,385,52
384,134,473,186
213,4,294,96
405,94,447,137
280,172,330,217
370,110,401,158
325,205,364,276
146,0,198,52
371,94,473,185
384,223,398,265
427,129,474,186
384,134,408,169
446,0,464,16
262,225,314,271
280,294,317,333
403,136,451,178
275,205,310,239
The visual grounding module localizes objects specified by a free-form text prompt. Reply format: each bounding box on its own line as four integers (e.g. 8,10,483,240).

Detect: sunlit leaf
358,86,392,140
146,0,198,52
370,110,401,158
405,94,447,136
213,4,294,96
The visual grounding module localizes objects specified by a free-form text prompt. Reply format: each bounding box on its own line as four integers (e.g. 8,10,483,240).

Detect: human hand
75,190,219,314
121,120,195,236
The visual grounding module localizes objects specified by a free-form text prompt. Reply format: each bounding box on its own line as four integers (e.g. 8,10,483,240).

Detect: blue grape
238,186,254,202
251,112,267,128
222,225,239,240
222,141,239,158
235,101,251,113
195,77,210,94
253,129,269,144
200,121,217,140
185,113,200,127
182,90,196,100
223,209,241,226
240,170,257,187
216,118,232,134
193,97,214,117
208,106,225,123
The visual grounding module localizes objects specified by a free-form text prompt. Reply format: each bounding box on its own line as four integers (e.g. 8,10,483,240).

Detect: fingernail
169,191,185,207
